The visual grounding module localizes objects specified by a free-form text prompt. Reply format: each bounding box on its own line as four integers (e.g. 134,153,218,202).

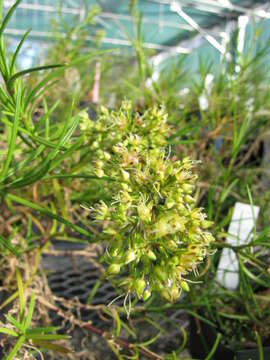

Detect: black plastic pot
189,314,270,360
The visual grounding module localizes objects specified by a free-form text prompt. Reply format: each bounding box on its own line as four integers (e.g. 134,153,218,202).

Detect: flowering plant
81,101,214,302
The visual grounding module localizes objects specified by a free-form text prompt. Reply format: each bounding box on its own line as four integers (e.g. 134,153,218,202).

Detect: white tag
216,202,260,290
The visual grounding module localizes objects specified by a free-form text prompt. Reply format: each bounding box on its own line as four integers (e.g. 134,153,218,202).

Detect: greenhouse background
4,0,270,69
0,1,270,360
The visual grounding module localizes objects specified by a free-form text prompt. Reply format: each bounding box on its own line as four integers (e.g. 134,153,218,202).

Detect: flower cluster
84,101,214,302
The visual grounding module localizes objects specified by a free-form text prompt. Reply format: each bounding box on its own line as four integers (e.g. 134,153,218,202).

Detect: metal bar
3,0,79,14
4,28,191,54
2,1,193,31
99,11,193,30
148,0,270,19
170,2,225,54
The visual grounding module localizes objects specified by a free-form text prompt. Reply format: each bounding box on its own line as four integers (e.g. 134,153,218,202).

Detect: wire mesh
41,243,190,359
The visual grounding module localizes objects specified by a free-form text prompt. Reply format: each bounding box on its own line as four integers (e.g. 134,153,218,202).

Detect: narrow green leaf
186,310,216,328
175,327,187,354
87,279,102,304
46,102,75,160
46,137,84,172
1,117,68,151
220,178,239,203
16,269,25,322
0,85,11,105
217,312,249,321
44,173,110,181
10,29,31,75
247,185,258,234
5,335,25,360
7,106,79,189
0,0,21,38
241,265,270,288
0,81,22,182
205,333,222,360
0,234,19,256
5,314,24,333
34,99,59,133
255,331,264,360
8,161,51,189
0,327,18,337
134,332,162,347
113,308,121,337
26,215,33,241
6,193,93,238
31,340,70,354
5,144,45,180
27,334,69,341
25,67,66,107
0,35,8,79
24,292,35,330
26,327,60,335
8,64,64,87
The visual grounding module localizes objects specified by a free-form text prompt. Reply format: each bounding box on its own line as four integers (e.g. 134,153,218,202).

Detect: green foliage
0,0,104,259
0,270,69,359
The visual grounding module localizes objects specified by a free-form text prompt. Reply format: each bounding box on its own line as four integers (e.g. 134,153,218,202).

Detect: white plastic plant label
216,202,260,290
198,73,214,111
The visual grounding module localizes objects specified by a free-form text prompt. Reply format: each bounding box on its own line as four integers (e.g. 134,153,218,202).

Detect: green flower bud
122,99,132,112
170,285,180,302
121,182,129,191
161,289,171,302
203,232,215,244
179,280,190,292
201,220,213,229
112,145,122,153
154,281,164,292
95,201,109,220
120,169,130,181
125,250,136,264
137,203,152,222
121,191,132,204
100,105,109,115
107,264,121,275
142,290,151,301
103,228,117,235
182,183,194,193
168,240,178,249
78,109,90,122
135,278,146,297
103,151,111,160
185,195,194,204
91,140,99,149
170,256,179,266
95,168,105,178
166,199,175,209
111,248,119,256
154,266,167,282
147,249,156,261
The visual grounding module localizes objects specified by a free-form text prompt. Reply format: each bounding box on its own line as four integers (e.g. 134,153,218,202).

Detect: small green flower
179,280,190,292
124,250,136,264
142,290,151,301
134,278,146,298
107,263,121,275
